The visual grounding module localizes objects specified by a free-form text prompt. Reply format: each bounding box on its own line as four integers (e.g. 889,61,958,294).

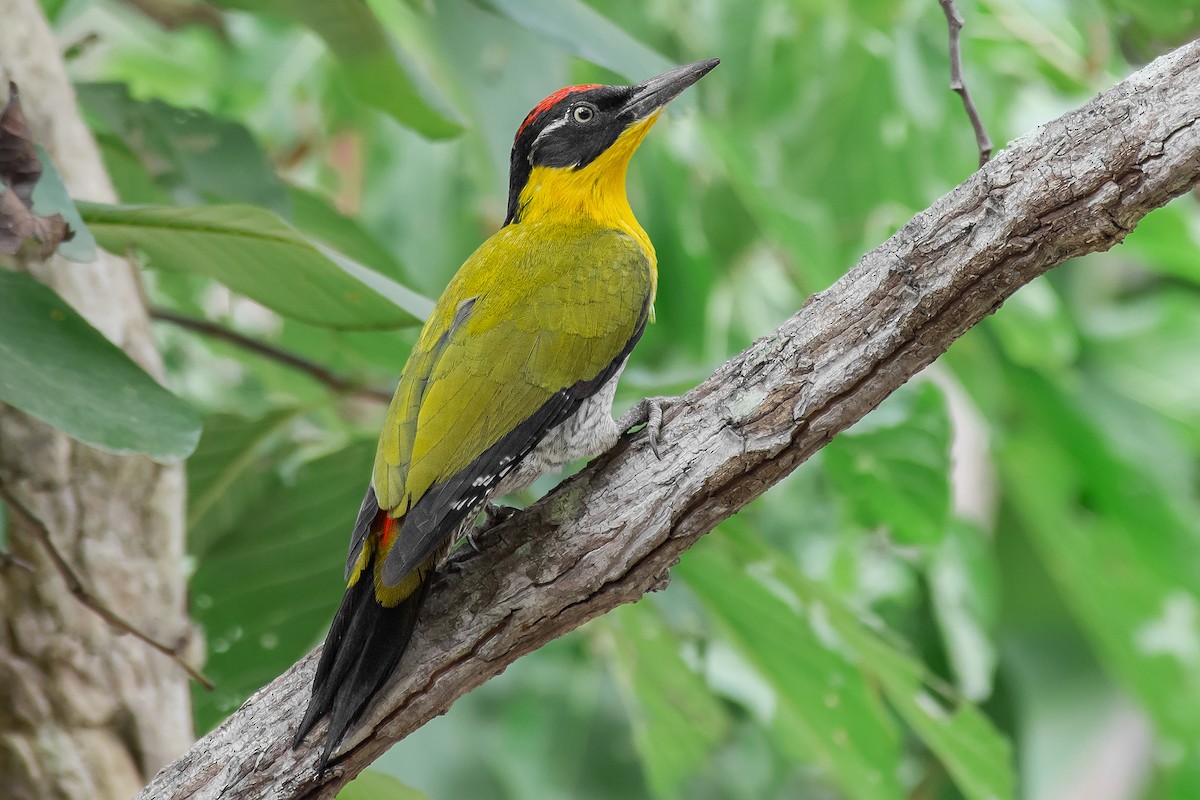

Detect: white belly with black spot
493,363,625,497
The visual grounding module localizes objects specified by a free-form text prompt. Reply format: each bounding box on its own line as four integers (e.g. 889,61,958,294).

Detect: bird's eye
572,104,595,124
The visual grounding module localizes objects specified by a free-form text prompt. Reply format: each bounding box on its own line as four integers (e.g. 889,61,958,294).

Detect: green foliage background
19,0,1200,797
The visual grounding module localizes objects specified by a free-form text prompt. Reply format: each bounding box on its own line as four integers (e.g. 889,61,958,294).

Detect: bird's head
505,58,719,225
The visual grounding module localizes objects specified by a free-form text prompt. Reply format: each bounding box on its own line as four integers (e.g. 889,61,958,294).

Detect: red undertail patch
379,513,398,551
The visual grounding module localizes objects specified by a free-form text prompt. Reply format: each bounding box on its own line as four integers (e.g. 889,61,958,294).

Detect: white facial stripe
531,112,571,148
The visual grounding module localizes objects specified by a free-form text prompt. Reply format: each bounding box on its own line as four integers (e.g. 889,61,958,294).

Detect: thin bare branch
939,0,994,167
150,307,394,404
0,550,34,571
135,39,1200,800
0,485,214,690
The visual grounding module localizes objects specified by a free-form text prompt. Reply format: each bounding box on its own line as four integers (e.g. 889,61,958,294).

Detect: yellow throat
516,113,661,317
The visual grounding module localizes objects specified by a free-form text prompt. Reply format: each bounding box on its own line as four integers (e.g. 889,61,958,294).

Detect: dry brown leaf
0,83,74,256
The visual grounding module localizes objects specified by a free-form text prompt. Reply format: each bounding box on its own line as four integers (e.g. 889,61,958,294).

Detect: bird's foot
482,501,518,530
616,396,672,459
442,503,518,573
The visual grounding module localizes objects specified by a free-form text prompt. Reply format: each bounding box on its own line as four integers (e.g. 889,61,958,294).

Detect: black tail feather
293,557,431,769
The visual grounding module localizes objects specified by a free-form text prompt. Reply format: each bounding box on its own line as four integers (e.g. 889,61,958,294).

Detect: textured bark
0,2,194,799
137,37,1200,800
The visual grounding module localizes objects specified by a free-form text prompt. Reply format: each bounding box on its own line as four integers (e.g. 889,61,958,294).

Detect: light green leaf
78,202,428,329
31,146,96,262
213,0,463,139
186,410,298,558
1001,369,1200,755
1121,205,1200,285
986,281,1079,370
604,602,731,798
336,770,427,800
0,271,200,461
679,538,904,800
476,0,673,83
190,440,374,732
288,186,409,284
824,381,952,547
928,520,1000,702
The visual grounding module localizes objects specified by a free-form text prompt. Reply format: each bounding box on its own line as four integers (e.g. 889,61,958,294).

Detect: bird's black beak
620,58,720,121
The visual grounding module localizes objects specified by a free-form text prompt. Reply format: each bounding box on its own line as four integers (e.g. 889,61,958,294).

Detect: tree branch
136,38,1200,800
149,307,394,404
939,0,994,166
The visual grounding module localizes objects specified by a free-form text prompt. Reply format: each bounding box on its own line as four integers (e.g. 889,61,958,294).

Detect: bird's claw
443,502,517,574
483,501,518,529
617,396,671,459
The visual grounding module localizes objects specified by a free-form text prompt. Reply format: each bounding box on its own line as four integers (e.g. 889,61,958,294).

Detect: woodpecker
293,58,720,767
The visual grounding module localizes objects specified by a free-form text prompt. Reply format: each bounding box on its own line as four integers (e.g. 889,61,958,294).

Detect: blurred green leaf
79,202,428,329
843,625,1014,800
76,83,289,214
39,0,70,22
0,271,200,461
190,440,374,731
1120,202,1200,283
928,519,1000,702
680,537,904,800
91,131,173,205
213,0,463,139
605,602,731,798
475,0,673,82
186,410,298,558
1001,369,1200,758
337,770,428,800
824,382,952,548
987,281,1079,370
714,527,1014,800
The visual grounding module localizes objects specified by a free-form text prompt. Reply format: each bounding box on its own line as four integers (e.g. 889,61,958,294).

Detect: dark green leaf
76,83,289,214
79,202,429,329
288,186,410,284
0,271,200,461
186,410,298,558
190,440,374,731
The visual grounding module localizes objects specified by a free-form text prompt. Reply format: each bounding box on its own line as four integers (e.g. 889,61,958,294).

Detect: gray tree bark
0,1,195,799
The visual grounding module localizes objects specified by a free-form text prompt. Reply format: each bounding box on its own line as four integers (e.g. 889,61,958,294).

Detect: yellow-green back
372,219,652,517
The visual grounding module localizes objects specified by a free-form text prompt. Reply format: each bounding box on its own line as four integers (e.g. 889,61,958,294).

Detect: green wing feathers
374,224,651,523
